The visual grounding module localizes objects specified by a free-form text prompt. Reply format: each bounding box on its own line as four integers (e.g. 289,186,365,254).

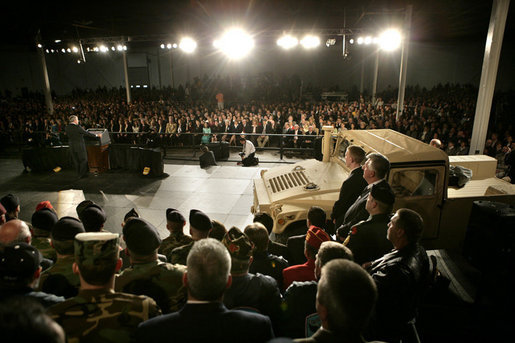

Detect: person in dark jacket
199,144,217,168
253,212,289,260
65,115,99,178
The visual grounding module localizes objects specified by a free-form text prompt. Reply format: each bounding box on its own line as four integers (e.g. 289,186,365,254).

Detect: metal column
359,51,365,95
37,45,54,115
372,51,379,106
122,49,131,103
469,0,510,155
396,4,412,121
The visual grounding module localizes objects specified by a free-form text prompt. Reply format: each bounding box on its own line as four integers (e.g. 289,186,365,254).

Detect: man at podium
65,115,100,178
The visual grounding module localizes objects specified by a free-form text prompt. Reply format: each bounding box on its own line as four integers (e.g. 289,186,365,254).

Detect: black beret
122,218,162,255
81,204,107,232
51,216,85,241
31,208,58,231
166,208,185,223
370,183,395,205
0,194,19,212
189,209,212,232
124,208,139,223
76,200,95,221
0,242,42,284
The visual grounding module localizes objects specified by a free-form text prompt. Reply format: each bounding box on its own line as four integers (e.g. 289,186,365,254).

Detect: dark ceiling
1,0,512,47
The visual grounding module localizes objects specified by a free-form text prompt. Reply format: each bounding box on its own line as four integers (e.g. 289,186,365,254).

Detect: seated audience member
37,217,85,298
0,193,20,222
0,242,64,308
75,199,95,222
283,241,353,339
48,232,161,343
170,209,212,265
365,208,429,341
344,182,394,265
0,203,6,225
283,221,331,290
287,206,327,266
199,144,217,168
0,297,65,343
159,208,193,258
429,138,442,149
244,222,288,289
80,204,107,232
331,145,368,230
0,218,31,246
295,259,377,343
136,238,274,343
208,219,228,241
337,153,391,240
115,218,187,313
31,207,59,261
222,227,283,335
253,212,289,260
120,208,140,269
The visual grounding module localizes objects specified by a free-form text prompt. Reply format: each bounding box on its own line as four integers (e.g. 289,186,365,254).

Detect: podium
85,129,111,173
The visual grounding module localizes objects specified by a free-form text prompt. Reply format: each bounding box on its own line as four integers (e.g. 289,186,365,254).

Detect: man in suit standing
331,145,368,231
136,238,274,343
65,115,99,178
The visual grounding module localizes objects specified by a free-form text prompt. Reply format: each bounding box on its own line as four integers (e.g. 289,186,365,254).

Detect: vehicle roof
340,129,449,164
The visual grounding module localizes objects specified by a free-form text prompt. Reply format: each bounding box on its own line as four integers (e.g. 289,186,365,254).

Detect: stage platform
1,149,302,238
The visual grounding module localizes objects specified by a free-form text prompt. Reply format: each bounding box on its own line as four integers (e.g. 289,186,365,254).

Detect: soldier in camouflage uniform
158,208,193,259
31,207,58,262
48,232,161,343
115,217,187,313
37,217,85,298
169,209,212,265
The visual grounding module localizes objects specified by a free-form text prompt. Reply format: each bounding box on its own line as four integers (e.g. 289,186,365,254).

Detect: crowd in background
0,80,514,179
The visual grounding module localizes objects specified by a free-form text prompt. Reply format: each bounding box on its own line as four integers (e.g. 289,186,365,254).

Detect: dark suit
65,123,96,177
136,302,274,343
331,166,368,229
287,234,307,266
345,213,392,265
268,240,289,261
337,180,388,239
283,280,317,338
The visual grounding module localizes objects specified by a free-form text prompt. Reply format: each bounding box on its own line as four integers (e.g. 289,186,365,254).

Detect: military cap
370,183,395,205
122,218,162,255
306,226,330,250
81,204,107,232
166,208,185,223
51,216,85,241
74,232,120,267
0,194,19,212
0,242,42,284
76,200,95,221
189,209,212,231
31,208,58,232
222,227,253,260
35,200,54,212
124,208,139,223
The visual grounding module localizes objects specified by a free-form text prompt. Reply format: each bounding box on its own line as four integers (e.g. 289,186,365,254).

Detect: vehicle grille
268,171,309,193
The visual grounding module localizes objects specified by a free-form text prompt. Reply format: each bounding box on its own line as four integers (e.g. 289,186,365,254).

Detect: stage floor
1,150,299,238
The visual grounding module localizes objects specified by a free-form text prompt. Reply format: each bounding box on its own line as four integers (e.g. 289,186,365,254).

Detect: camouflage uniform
48,288,161,343
115,260,187,313
37,255,80,298
169,241,194,266
31,228,57,262
159,232,193,259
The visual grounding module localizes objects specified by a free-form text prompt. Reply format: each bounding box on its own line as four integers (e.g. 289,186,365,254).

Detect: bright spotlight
61,48,66,53
357,37,364,45
160,43,165,49
117,45,123,51
72,46,78,53
54,39,61,43
364,36,372,45
50,49,54,53
378,29,402,51
300,35,320,49
37,43,42,48
123,45,127,51
99,45,108,53
349,38,354,44
45,49,49,53
166,43,172,49
67,48,71,53
172,43,178,49
277,35,298,49
215,28,254,60
111,46,115,51
325,38,336,47
179,37,197,53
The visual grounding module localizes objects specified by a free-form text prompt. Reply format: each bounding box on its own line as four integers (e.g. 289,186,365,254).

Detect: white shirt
242,140,256,156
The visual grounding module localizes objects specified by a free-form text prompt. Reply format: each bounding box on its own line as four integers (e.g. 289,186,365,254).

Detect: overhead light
172,43,178,49
160,43,165,49
99,45,108,53
37,43,43,48
179,37,197,53
349,38,354,44
300,35,320,49
277,35,298,49
67,48,71,53
86,47,90,52
72,46,79,53
166,43,172,49
123,45,127,51
111,46,115,51
77,59,81,64
54,39,61,43
357,37,364,45
117,45,123,51
215,28,254,60
61,48,66,53
325,38,336,47
50,49,55,53
364,36,372,45
378,29,402,51
45,49,49,53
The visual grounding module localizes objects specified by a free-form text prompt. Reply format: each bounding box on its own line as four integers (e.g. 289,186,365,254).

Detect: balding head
0,219,31,246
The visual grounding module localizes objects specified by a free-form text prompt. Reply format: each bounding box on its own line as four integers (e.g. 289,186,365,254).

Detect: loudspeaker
207,142,230,160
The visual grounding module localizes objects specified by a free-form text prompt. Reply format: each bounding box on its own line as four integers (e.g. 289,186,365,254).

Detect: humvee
252,126,515,251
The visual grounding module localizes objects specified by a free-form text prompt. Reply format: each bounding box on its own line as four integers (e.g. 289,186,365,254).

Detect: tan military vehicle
252,126,515,251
